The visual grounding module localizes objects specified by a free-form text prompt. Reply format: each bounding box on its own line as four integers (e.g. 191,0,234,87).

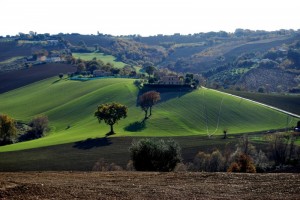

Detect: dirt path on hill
0,172,299,199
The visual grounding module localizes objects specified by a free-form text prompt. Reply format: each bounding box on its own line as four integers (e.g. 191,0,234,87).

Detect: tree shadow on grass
124,121,146,132
73,137,112,150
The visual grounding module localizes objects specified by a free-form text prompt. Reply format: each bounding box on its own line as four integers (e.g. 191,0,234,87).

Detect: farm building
93,70,112,77
161,76,182,85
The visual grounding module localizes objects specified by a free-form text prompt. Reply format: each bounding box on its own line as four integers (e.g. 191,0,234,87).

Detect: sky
0,0,299,36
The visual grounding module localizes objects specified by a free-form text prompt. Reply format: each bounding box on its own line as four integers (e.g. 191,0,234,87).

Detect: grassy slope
222,90,300,115
0,77,298,152
72,52,126,68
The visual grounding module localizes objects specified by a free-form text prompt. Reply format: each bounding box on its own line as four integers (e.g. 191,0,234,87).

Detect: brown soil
0,63,76,94
0,172,299,199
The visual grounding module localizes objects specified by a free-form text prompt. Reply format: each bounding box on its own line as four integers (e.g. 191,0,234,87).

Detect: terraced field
0,77,297,152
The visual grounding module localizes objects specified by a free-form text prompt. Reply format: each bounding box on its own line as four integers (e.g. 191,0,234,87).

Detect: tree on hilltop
95,102,128,135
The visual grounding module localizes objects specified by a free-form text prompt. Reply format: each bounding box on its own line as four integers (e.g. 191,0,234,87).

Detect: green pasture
72,52,126,68
222,90,300,115
0,77,298,152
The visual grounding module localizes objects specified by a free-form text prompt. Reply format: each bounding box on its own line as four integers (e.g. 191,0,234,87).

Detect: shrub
227,162,240,172
0,114,16,145
126,160,135,171
193,149,225,172
254,150,271,172
228,153,256,173
174,163,188,172
133,79,144,88
129,138,182,172
193,151,210,171
209,150,226,172
266,132,296,165
92,158,123,171
29,115,49,138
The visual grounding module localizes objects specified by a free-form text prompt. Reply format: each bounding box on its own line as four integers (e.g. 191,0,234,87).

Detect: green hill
72,52,126,68
0,77,297,152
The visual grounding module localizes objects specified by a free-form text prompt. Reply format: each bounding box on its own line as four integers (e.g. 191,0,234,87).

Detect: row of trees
67,57,138,78
93,131,300,172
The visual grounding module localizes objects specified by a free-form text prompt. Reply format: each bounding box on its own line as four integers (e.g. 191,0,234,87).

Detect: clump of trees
183,132,300,173
0,114,16,145
265,132,299,165
0,114,50,145
68,56,137,78
139,91,161,120
129,138,182,171
19,115,49,141
95,102,128,135
193,149,226,172
29,115,49,138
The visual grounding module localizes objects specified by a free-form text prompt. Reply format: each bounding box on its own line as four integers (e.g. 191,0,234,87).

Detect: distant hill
0,77,297,152
59,31,300,92
1,29,299,92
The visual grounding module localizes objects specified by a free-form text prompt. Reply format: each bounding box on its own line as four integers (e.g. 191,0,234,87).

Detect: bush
129,138,182,172
209,150,226,172
29,115,49,138
193,151,210,171
228,153,256,173
254,150,271,172
92,158,123,171
193,149,225,172
0,114,16,145
174,163,188,172
227,162,240,172
126,160,135,171
266,132,298,165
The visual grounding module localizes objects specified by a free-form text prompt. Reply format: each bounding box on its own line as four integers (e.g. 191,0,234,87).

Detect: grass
72,52,126,68
222,90,300,115
0,135,242,171
0,78,298,152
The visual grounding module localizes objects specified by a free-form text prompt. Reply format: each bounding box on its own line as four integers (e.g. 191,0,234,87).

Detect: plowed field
0,172,299,199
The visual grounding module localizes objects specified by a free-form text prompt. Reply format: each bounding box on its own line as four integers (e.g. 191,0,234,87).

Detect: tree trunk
149,106,152,116
110,124,114,134
144,109,148,120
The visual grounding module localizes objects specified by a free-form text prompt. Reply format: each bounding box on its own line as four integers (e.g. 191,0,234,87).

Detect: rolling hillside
0,77,298,152
72,52,126,68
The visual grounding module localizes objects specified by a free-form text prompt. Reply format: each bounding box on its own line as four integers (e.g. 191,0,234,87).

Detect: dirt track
0,172,299,199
